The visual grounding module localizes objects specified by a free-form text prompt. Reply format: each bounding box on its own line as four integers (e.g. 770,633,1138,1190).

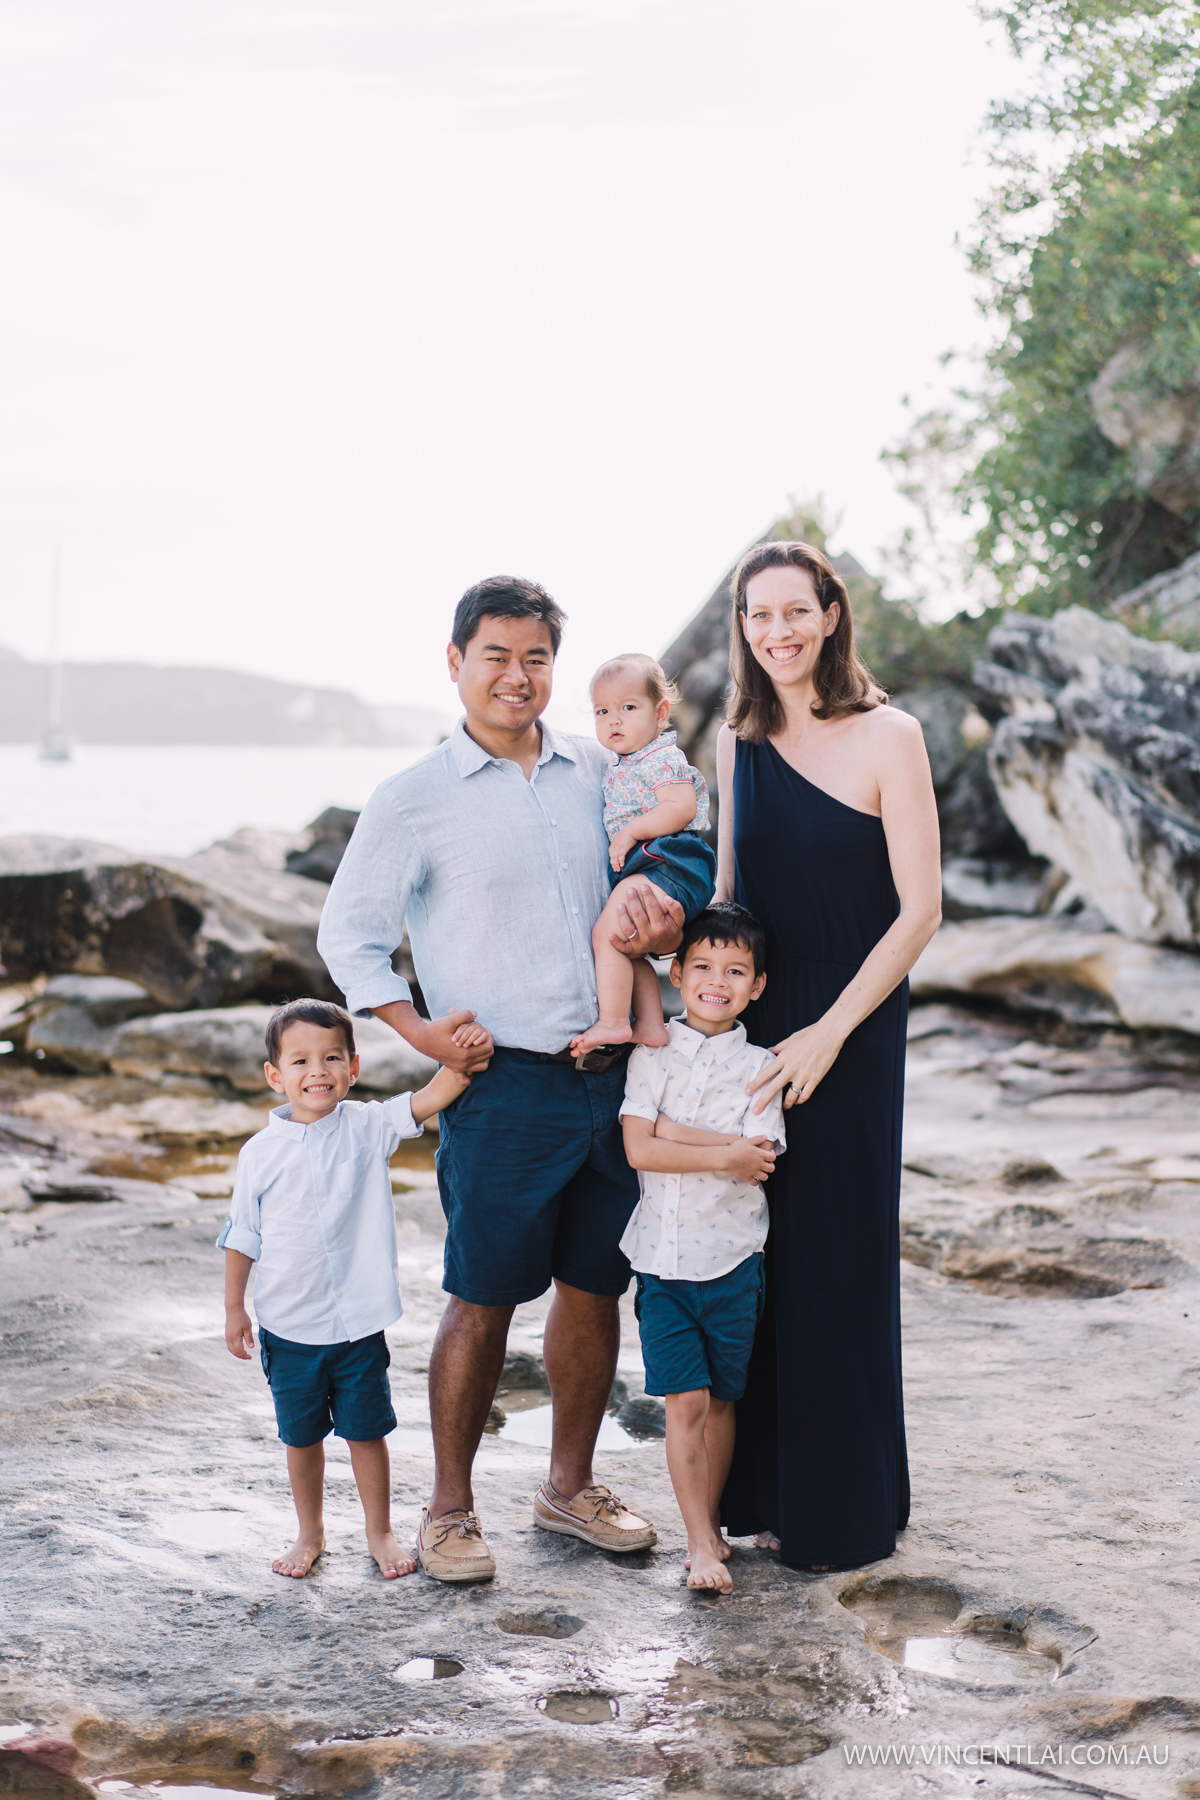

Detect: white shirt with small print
216,1094,421,1344
618,1019,787,1281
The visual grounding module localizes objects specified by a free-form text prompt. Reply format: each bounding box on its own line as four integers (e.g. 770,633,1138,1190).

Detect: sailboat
39,548,70,761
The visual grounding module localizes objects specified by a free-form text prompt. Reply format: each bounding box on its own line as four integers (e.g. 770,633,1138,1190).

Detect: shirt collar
666,1017,747,1062
620,728,678,765
267,1101,344,1139
449,715,578,779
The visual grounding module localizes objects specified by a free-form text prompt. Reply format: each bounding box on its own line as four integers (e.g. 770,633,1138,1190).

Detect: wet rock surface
3,1004,1200,1797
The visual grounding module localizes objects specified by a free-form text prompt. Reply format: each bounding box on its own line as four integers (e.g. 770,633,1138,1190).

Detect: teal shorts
634,1252,765,1401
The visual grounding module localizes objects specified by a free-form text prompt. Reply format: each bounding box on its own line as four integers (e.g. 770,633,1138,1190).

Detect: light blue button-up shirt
216,1094,420,1344
316,718,613,1055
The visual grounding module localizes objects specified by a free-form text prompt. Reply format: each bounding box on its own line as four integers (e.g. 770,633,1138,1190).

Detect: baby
570,654,716,1058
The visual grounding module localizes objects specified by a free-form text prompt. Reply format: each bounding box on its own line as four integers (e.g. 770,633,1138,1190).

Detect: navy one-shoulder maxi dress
721,734,910,1567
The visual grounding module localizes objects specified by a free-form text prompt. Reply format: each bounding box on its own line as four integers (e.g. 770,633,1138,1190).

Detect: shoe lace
579,1484,624,1520
426,1509,484,1547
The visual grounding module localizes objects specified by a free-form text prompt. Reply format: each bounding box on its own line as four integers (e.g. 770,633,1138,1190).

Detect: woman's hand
747,1020,845,1113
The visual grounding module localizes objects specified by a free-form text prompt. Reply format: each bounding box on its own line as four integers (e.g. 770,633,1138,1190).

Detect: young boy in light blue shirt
219,997,478,1580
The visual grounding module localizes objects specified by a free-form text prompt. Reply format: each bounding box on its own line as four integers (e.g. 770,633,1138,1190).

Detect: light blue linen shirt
215,1093,420,1344
316,718,614,1054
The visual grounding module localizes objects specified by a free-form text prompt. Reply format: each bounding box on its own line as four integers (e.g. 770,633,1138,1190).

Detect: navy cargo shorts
434,1047,639,1306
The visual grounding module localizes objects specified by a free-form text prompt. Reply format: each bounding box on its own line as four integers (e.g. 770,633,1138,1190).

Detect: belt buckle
574,1045,623,1073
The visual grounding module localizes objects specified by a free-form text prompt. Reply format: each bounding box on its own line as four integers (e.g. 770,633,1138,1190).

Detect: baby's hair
677,903,767,978
590,653,680,711
266,997,356,1067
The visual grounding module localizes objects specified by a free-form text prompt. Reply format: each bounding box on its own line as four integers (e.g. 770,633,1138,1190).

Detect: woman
715,539,941,1569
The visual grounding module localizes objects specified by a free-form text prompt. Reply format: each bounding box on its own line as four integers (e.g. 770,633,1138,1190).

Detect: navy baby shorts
610,830,716,923
259,1327,397,1448
635,1252,765,1401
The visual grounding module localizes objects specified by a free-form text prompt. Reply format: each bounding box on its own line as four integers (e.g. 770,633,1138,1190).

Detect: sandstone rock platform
2,1004,1199,1798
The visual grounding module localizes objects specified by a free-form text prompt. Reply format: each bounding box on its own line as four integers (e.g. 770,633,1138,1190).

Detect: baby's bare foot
754,1531,781,1553
686,1544,733,1592
631,1017,670,1048
368,1531,418,1579
272,1532,325,1578
569,1020,633,1055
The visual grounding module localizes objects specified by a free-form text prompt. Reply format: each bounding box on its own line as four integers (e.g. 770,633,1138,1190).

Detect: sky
0,0,1017,729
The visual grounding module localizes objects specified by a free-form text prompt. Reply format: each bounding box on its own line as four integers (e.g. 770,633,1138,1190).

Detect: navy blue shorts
610,831,716,923
435,1047,640,1306
635,1253,765,1401
259,1327,397,1448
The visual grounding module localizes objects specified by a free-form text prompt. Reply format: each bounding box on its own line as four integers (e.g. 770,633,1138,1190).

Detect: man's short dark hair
265,998,356,1067
677,902,766,977
451,575,567,657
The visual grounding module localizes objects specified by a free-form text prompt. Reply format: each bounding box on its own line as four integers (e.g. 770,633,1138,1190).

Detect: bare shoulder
856,702,927,764
716,721,738,767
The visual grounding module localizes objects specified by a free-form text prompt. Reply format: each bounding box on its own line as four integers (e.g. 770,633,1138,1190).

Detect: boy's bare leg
665,1389,733,1592
544,1280,620,1498
275,1442,327,1577
348,1437,417,1577
428,1297,514,1518
704,1396,736,1559
630,955,669,1048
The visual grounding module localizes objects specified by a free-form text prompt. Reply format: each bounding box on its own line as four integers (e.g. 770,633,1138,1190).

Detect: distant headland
0,644,447,747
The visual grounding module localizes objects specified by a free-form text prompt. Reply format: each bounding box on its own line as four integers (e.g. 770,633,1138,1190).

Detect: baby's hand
609,829,637,872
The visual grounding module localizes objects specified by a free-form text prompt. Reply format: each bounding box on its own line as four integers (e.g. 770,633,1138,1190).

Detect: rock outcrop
977,605,1200,944
1090,341,1200,518
1112,545,1200,641
0,835,336,1009
912,913,1200,1034
21,991,435,1092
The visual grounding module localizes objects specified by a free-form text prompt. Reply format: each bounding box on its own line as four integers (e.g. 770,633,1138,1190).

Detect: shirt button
573,907,579,915
562,862,568,871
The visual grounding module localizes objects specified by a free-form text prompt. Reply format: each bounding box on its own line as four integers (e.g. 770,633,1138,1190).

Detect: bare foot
754,1531,781,1553
685,1533,731,1569
272,1532,325,1578
631,1016,670,1048
368,1530,418,1579
569,1019,633,1055
686,1543,733,1592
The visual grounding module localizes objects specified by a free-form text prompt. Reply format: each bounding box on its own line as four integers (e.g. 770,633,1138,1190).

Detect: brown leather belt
503,1044,629,1073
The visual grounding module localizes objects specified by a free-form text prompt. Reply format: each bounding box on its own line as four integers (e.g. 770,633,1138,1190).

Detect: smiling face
670,936,766,1036
265,1021,358,1122
447,612,555,741
591,673,669,755
739,565,839,695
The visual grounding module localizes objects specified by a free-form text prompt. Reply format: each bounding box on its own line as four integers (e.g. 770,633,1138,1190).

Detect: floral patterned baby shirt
602,728,710,841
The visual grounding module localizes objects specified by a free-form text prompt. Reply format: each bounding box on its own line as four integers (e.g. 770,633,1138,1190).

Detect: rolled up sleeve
743,1083,787,1151
619,1045,667,1124
216,1153,263,1260
318,784,428,1017
377,1091,423,1156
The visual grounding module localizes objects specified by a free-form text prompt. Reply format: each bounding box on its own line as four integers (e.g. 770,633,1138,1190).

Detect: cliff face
0,648,444,746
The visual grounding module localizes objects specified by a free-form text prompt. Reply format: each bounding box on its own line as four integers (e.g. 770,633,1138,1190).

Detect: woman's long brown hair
726,539,886,741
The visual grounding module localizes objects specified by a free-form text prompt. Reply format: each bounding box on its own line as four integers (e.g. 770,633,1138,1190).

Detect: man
317,575,684,1581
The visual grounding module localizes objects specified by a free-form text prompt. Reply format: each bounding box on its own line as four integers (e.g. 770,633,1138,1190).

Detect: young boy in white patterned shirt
619,903,786,1594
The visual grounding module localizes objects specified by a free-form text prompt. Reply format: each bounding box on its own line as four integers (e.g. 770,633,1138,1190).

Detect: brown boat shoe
416,1507,496,1583
533,1480,657,1553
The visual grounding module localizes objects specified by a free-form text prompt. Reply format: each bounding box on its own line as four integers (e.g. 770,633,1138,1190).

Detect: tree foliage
891,1,1200,609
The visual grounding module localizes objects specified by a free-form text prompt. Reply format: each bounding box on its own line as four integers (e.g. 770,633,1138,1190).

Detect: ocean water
0,742,428,857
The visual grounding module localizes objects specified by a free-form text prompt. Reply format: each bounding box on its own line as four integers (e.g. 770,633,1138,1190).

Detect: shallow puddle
498,1402,638,1450
495,1610,584,1639
392,1657,464,1681
155,1512,246,1549
842,1579,1060,1686
888,1634,1058,1684
97,1786,275,1800
538,1692,616,1724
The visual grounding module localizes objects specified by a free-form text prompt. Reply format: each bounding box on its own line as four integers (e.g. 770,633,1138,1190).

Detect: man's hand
611,880,684,959
609,827,639,873
375,1001,493,1076
721,1136,778,1184
225,1307,254,1360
